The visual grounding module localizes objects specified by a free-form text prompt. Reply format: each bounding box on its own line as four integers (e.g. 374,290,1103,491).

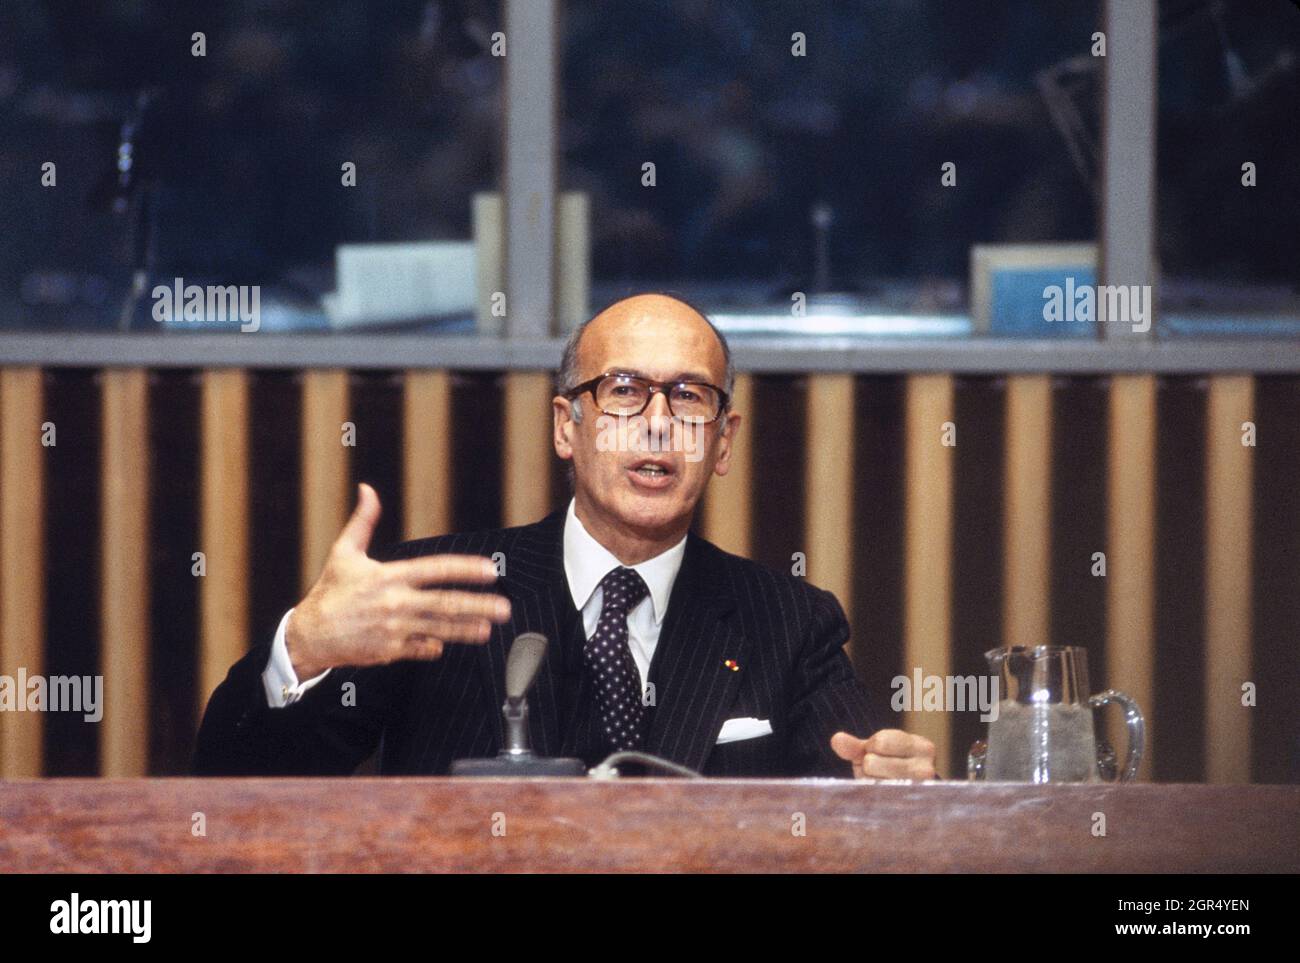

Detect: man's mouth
627,458,676,485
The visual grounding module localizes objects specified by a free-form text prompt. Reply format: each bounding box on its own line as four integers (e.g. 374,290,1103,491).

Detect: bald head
557,293,733,400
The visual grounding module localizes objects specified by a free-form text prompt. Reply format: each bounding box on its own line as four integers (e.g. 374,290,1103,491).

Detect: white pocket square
715,717,773,745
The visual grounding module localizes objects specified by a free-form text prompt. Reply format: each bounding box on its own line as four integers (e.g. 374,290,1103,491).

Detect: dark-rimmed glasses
564,372,730,424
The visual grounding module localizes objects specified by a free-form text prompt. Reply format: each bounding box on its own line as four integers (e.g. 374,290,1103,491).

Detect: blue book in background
970,243,1098,338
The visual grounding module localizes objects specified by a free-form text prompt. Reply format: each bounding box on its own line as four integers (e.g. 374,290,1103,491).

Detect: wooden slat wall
0,366,1285,783
1003,375,1053,648
403,371,453,541
0,369,46,776
502,372,554,528
804,374,856,637
1105,374,1157,781
902,375,955,768
1204,375,1254,784
198,370,250,709
100,369,150,776
700,374,752,558
300,371,350,593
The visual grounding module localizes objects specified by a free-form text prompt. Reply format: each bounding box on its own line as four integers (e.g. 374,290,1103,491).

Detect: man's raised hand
284,483,511,679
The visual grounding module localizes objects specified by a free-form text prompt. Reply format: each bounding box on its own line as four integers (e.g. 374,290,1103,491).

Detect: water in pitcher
985,700,1100,782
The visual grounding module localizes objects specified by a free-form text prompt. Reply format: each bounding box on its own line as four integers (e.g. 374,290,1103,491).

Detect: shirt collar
562,498,687,624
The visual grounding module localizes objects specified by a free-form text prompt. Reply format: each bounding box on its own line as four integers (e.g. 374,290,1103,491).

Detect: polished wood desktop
1,778,1295,873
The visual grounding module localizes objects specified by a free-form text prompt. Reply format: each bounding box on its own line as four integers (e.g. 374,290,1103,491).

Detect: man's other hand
285,483,512,679
830,729,938,780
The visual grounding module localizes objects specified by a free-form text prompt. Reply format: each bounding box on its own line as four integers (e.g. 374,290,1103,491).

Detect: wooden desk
2,779,1296,872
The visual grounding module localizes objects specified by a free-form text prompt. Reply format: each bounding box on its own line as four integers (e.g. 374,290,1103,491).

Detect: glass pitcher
967,646,1144,783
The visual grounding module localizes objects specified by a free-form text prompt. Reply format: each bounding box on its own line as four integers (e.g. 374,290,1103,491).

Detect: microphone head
505,632,548,701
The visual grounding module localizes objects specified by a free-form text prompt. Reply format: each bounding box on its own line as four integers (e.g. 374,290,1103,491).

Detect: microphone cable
588,751,703,780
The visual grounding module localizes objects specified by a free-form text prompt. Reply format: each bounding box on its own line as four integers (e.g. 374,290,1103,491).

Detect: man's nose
641,391,675,444
645,390,675,425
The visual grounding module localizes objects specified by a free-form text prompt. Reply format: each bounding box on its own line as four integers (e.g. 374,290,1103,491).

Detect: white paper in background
328,241,476,328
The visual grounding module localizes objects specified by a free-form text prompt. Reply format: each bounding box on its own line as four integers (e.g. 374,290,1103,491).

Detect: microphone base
450,753,587,777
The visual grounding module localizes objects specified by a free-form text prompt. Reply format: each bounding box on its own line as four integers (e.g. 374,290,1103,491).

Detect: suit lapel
644,534,749,773
475,509,572,757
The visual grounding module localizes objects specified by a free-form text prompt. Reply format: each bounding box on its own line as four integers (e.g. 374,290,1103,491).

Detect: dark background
1,0,1295,329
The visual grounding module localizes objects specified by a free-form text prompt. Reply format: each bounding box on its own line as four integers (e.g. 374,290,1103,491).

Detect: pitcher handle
1087,689,1145,782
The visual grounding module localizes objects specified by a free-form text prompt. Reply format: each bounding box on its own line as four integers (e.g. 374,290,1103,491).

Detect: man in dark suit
194,294,938,779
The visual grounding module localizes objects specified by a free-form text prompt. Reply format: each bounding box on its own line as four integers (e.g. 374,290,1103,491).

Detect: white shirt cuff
262,608,332,708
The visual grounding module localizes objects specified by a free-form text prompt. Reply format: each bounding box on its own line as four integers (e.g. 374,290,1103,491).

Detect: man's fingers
832,729,938,780
387,586,511,623
336,483,382,557
830,731,866,762
859,752,930,780
384,553,502,589
399,614,494,643
400,636,445,661
863,728,935,760
377,598,496,640
387,614,492,654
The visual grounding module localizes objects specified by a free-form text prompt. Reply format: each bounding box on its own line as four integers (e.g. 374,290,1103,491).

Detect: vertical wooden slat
502,371,553,527
804,374,855,637
300,370,350,593
403,370,453,540
1204,375,1254,783
903,374,955,769
0,369,46,776
1105,374,1157,780
100,368,150,776
701,373,753,558
1003,375,1053,647
198,369,249,708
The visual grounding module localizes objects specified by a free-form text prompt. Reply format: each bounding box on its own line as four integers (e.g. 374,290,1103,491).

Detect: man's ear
712,411,741,477
553,395,576,461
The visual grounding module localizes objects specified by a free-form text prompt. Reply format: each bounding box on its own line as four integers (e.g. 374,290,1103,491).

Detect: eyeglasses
564,372,730,424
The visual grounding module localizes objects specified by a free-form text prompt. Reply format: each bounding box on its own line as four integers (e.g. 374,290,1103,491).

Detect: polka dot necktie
584,566,650,753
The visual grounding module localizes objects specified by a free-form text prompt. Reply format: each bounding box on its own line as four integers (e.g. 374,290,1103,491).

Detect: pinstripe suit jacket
193,508,883,778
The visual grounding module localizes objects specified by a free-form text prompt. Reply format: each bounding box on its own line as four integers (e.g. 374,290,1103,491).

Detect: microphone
450,632,587,776
502,631,546,752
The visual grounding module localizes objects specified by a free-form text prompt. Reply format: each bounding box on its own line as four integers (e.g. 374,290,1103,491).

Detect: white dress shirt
263,498,688,708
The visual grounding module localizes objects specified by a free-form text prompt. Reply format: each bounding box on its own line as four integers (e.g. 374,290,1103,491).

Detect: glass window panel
562,0,1101,337
0,0,501,332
